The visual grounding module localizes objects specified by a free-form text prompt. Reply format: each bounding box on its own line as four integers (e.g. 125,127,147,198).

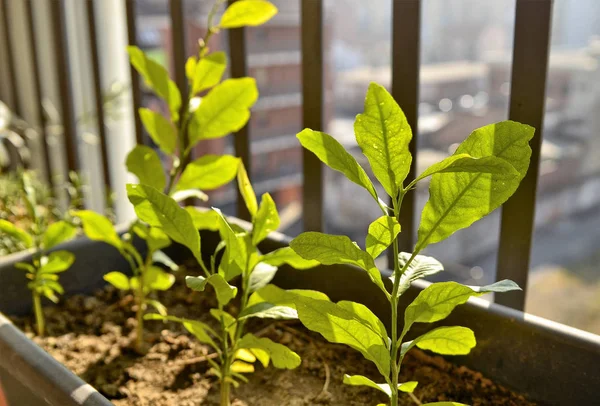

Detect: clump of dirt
12,271,535,406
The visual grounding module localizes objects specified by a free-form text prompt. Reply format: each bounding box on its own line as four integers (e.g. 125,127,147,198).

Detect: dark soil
12,268,535,406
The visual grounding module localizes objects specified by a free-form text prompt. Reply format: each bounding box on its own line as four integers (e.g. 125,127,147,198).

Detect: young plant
0,172,77,336
284,83,533,406
145,163,322,406
73,210,177,351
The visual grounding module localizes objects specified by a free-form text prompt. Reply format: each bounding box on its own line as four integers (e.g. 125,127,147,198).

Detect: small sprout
288,83,532,406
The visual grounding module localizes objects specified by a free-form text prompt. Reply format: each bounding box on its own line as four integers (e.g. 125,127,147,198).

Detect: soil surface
12,269,535,406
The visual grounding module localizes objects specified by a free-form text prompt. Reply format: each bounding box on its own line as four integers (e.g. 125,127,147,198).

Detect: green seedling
73,210,177,352
283,83,533,406
0,172,77,336
144,163,321,406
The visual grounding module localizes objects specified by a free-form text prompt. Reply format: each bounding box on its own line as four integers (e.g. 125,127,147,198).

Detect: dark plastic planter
0,218,599,405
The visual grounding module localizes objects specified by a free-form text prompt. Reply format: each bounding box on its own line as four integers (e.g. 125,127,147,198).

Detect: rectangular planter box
0,220,599,405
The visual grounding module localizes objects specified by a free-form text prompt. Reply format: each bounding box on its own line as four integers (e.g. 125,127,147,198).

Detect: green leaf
191,51,227,94
186,274,237,306
126,184,201,263
230,360,254,373
189,78,258,146
147,227,171,252
237,163,258,217
260,247,319,270
401,326,475,356
414,153,487,182
73,210,122,250
39,251,75,274
104,271,130,290
42,220,76,250
252,193,279,245
144,266,175,291
354,82,412,197
126,145,166,191
185,56,197,81
292,294,390,377
15,262,35,273
138,108,176,154
297,129,379,202
145,298,167,316
214,209,247,280
337,300,388,341
290,232,387,294
145,314,218,350
186,207,219,231
176,155,239,191
416,121,534,251
0,219,32,248
239,302,297,320
237,333,300,369
210,308,237,341
248,262,278,293
127,46,181,120
365,216,400,259
399,381,418,393
152,250,178,271
403,280,521,335
392,253,444,297
220,0,278,28
343,374,391,397
247,284,329,308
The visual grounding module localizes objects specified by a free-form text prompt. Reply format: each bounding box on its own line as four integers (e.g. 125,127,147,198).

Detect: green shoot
286,83,533,406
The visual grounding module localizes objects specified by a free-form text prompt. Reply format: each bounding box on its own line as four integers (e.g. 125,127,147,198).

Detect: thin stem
220,379,231,406
389,191,404,406
33,291,44,337
218,301,231,406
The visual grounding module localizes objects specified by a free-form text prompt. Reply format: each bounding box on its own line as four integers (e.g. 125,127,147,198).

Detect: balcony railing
0,0,554,312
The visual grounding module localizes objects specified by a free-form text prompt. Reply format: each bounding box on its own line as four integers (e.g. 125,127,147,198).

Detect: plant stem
33,291,44,337
218,302,231,406
389,192,404,406
135,278,145,351
220,379,231,406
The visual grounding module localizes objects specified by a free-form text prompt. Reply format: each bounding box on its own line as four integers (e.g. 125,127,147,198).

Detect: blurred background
1,0,599,334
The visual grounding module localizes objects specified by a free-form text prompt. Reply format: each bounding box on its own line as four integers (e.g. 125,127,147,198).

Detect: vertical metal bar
301,0,324,232
50,0,78,173
25,0,53,187
169,0,187,98
496,0,553,310
85,0,112,200
1,0,20,115
125,0,144,145
390,0,421,265
228,0,252,221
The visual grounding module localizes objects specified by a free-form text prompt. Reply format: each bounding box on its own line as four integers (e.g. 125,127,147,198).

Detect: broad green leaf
343,374,391,397
126,145,166,191
138,108,176,154
354,82,412,197
39,251,74,274
186,274,237,306
416,121,534,251
238,302,297,320
260,247,319,270
185,56,197,81
237,333,300,369
147,227,171,252
399,381,419,393
171,189,209,203
365,216,400,259
176,155,239,191
234,349,257,363
247,284,329,309
297,129,378,202
104,271,130,290
186,207,219,231
237,163,258,217
413,153,485,182
337,300,388,341
392,253,444,297
403,280,521,335
126,184,201,263
401,326,475,356
127,46,181,119
189,78,258,146
252,193,279,245
42,220,76,250
248,262,278,292
191,51,227,94
0,219,32,248
214,209,246,280
145,314,218,350
290,232,387,294
15,262,35,273
219,0,277,28
144,266,175,291
73,210,122,250
152,250,178,271
293,294,390,376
